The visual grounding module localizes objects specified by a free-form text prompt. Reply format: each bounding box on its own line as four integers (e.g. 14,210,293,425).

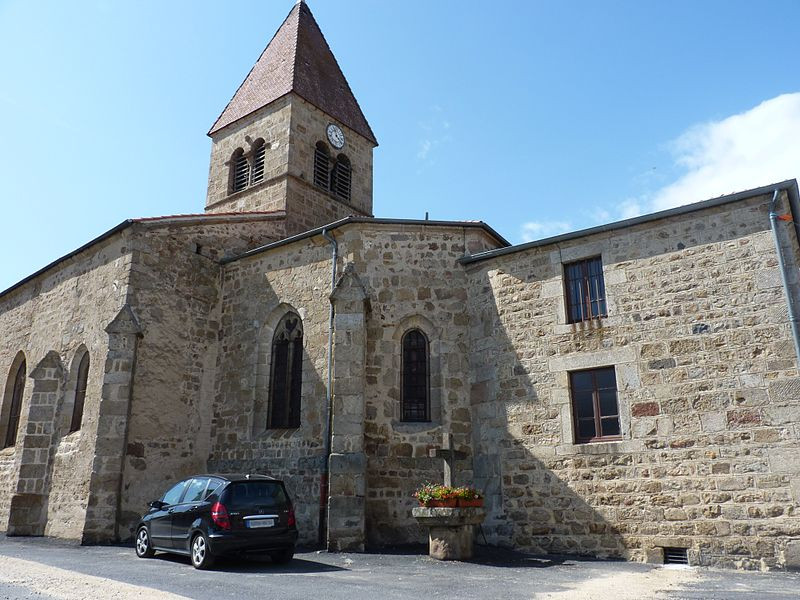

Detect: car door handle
168,509,176,514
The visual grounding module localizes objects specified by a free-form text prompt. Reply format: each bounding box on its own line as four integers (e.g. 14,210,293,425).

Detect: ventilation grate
663,547,688,565
232,154,250,192
251,143,266,184
313,146,330,188
331,161,351,201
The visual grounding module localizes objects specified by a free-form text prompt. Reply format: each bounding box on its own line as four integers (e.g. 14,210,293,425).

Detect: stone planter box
412,506,486,560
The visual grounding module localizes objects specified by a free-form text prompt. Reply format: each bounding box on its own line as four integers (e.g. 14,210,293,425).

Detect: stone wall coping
223,216,511,265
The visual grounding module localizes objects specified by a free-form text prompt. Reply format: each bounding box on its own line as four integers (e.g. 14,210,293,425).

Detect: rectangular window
570,367,620,443
564,256,607,323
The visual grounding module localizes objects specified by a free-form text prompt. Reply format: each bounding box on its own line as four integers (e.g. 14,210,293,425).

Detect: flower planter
457,498,483,508
422,498,458,508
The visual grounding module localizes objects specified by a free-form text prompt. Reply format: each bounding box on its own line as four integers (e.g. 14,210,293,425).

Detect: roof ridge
207,3,302,135
293,2,377,144
208,2,376,144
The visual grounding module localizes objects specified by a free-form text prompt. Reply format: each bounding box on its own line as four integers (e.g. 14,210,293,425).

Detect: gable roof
0,211,286,299
208,1,377,144
459,179,800,264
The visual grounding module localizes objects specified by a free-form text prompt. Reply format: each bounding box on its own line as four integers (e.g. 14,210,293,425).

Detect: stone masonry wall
338,224,503,546
284,96,374,235
466,190,800,570
206,94,375,235
206,96,292,214
209,222,500,547
209,237,334,546
0,232,133,541
118,216,287,540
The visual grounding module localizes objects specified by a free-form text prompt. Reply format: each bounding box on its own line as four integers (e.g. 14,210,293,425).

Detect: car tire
271,547,294,564
135,526,155,559
190,533,215,570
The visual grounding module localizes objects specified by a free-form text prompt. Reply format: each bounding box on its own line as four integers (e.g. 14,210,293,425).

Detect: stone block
768,448,800,474
785,540,800,570
644,546,664,564
329,452,366,475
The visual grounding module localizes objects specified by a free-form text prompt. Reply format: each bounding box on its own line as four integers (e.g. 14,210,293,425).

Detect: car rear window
224,481,288,509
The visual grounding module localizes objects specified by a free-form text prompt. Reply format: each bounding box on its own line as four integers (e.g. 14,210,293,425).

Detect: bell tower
205,1,378,234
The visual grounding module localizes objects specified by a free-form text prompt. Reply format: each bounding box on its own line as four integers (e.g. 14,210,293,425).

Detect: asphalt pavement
0,536,797,600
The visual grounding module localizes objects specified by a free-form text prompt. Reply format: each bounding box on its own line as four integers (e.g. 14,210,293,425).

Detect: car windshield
225,481,287,509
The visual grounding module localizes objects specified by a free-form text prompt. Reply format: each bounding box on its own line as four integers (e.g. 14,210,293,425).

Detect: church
1,1,799,570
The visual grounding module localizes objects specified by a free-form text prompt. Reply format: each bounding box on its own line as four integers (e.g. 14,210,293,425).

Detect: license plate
246,518,274,528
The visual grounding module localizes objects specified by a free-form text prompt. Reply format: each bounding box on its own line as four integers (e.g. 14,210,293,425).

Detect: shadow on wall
204,263,330,547
469,192,800,566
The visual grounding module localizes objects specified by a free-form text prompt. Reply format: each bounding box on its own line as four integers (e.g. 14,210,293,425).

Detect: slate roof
208,1,377,144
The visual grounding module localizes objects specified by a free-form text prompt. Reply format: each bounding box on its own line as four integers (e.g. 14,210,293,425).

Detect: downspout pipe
319,227,338,546
769,189,800,365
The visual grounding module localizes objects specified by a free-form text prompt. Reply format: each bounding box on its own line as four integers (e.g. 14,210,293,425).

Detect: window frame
564,256,607,324
267,313,303,430
569,366,621,444
161,480,190,506
3,360,26,449
69,352,89,433
182,477,211,504
400,328,430,423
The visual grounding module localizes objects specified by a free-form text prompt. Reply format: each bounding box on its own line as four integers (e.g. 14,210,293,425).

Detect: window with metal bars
313,142,331,188
570,367,620,443
401,329,429,422
564,256,607,323
4,359,26,449
663,547,689,565
268,314,303,429
250,139,266,185
69,352,89,433
231,148,250,193
330,154,351,201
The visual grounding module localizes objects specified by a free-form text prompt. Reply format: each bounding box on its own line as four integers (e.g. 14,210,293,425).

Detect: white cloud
617,199,643,220
520,220,572,242
417,140,432,160
416,106,451,166
650,93,800,211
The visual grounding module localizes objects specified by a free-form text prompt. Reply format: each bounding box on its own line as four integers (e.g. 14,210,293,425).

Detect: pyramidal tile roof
208,1,377,144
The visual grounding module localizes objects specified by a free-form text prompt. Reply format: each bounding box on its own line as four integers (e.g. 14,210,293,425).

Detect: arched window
313,141,331,189
401,329,429,422
4,359,26,448
331,154,351,201
251,139,266,185
231,148,250,193
69,352,89,433
268,313,303,429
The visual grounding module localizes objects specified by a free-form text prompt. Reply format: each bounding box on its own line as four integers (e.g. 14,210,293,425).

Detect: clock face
326,123,345,149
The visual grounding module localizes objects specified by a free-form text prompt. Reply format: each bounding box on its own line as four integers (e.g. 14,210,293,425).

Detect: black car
134,473,298,569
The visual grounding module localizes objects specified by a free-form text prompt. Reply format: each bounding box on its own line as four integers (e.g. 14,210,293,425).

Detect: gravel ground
0,536,798,600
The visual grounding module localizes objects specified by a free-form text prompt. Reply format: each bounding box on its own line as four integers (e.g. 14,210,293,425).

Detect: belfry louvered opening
251,139,266,184
313,142,331,188
331,154,351,201
231,149,250,193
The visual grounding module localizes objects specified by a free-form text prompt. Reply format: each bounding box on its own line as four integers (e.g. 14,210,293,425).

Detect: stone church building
1,1,799,570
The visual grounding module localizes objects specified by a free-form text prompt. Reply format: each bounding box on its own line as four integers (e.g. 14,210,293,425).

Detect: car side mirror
148,500,167,510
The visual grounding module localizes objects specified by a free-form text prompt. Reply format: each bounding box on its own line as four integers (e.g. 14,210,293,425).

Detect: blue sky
1,0,799,292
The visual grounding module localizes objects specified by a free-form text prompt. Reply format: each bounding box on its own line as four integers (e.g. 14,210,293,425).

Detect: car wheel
271,547,294,564
190,533,215,570
135,527,155,558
